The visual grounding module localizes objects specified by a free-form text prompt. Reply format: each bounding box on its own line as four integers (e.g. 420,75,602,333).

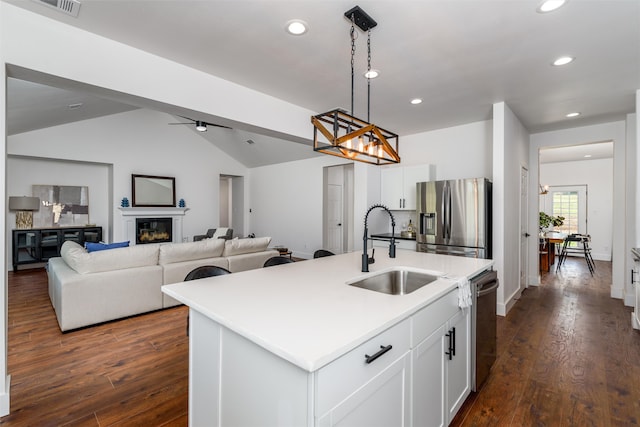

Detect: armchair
193,227,233,242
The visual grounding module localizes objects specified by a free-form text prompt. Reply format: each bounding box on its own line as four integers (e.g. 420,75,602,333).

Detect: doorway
538,141,614,264
323,164,354,254
219,174,244,236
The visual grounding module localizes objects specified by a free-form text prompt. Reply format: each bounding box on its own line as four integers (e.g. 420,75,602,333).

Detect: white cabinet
412,324,447,427
412,289,471,427
316,319,411,427
381,165,434,210
446,309,471,421
632,250,640,329
187,289,470,427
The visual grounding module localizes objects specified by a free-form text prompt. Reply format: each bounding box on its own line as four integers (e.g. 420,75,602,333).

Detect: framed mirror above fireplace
132,174,176,207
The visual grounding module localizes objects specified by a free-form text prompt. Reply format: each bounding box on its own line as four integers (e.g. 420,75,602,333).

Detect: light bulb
378,146,383,158
358,137,364,152
345,139,352,150
368,144,374,156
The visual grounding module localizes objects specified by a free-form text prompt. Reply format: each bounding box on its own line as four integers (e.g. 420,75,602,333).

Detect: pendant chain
367,28,371,123
350,15,356,119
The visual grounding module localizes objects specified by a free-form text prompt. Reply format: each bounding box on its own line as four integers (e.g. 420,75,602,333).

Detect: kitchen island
163,249,493,426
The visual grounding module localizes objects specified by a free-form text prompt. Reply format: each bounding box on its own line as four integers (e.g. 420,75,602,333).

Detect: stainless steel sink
347,268,441,295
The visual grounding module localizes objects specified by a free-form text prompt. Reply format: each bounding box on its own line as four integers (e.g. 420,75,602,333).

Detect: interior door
520,166,529,289
326,184,344,254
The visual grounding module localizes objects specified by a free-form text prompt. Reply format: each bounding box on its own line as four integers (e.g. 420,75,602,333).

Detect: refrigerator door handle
441,183,447,240
447,183,452,239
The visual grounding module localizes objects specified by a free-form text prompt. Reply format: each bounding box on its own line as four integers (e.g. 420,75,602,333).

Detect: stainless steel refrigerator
416,178,492,259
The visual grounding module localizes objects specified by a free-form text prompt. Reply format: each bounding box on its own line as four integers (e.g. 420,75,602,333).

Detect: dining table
540,231,567,270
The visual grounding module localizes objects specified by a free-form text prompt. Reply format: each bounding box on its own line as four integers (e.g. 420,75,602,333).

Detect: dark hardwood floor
2,268,189,426
1,257,637,426
452,258,640,427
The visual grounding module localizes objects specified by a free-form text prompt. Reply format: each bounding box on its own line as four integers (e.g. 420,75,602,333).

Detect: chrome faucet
362,204,396,272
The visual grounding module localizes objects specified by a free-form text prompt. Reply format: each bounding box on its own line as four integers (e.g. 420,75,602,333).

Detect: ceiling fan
168,116,231,132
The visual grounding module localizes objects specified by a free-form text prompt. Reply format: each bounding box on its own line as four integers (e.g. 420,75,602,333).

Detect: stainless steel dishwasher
470,269,499,392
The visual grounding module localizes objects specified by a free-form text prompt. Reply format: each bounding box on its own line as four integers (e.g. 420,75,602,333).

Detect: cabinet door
446,309,471,421
317,352,411,427
381,168,404,209
402,165,434,210
412,324,446,427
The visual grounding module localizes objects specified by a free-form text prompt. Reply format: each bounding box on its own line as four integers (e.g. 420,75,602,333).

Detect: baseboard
497,287,522,317
632,312,639,330
610,286,624,299
623,287,635,307
0,375,11,417
528,274,541,287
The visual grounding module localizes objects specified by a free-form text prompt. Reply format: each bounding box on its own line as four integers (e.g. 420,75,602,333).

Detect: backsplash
393,210,417,233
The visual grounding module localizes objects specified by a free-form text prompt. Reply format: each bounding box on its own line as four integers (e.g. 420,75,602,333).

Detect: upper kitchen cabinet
381,165,434,210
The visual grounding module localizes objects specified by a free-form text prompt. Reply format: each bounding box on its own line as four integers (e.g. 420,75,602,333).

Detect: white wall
493,102,530,316
540,158,614,261
7,109,249,243
401,120,493,180
249,120,493,259
6,157,111,268
249,156,357,259
530,120,627,299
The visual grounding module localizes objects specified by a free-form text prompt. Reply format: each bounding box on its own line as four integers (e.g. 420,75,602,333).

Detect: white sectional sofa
47,237,279,331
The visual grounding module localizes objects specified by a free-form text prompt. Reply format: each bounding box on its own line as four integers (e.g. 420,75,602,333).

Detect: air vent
33,0,81,17
246,139,255,145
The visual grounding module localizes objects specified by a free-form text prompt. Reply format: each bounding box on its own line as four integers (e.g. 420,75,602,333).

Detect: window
552,191,579,235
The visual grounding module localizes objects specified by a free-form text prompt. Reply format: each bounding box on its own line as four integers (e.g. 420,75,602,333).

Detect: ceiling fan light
537,0,567,13
195,121,207,132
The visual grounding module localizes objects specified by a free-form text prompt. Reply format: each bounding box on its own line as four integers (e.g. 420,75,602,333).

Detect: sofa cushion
222,237,271,257
158,238,225,265
60,240,160,274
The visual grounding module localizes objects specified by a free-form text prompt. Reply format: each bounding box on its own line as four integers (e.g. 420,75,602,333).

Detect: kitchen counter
371,232,416,241
163,249,492,372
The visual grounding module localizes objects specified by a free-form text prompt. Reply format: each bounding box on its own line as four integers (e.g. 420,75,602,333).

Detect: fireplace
136,217,172,244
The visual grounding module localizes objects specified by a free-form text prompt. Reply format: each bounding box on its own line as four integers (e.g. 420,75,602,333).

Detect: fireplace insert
136,218,172,244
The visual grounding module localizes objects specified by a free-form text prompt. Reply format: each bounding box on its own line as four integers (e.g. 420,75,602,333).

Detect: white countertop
162,250,493,372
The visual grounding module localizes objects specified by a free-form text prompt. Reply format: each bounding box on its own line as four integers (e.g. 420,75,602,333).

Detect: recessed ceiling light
584,154,592,158
566,112,581,118
537,0,567,13
364,69,379,79
286,20,308,35
410,98,423,105
553,56,574,66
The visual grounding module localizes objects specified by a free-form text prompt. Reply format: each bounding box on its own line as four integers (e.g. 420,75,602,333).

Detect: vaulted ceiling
5,0,638,166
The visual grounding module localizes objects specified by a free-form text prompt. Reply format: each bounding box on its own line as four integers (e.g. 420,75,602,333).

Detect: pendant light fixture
311,6,400,165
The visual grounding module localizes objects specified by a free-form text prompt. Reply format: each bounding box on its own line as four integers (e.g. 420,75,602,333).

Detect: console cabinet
12,226,102,271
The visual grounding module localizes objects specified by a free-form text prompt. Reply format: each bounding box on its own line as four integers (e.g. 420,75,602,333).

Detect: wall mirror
132,174,176,207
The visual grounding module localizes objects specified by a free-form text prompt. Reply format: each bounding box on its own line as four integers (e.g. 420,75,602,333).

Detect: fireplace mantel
118,207,189,244
118,207,189,216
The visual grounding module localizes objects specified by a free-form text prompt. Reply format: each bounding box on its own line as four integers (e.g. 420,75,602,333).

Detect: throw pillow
85,241,130,253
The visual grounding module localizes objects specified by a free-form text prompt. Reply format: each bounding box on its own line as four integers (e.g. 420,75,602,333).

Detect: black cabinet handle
445,327,456,360
365,345,393,364
445,330,453,360
451,327,456,356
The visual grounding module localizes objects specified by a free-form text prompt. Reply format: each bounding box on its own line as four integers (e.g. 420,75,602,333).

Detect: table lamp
8,196,41,229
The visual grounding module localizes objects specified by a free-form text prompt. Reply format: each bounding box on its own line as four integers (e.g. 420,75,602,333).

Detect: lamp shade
8,196,40,211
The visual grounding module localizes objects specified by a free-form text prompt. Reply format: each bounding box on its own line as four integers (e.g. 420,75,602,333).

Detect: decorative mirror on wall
131,174,176,207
